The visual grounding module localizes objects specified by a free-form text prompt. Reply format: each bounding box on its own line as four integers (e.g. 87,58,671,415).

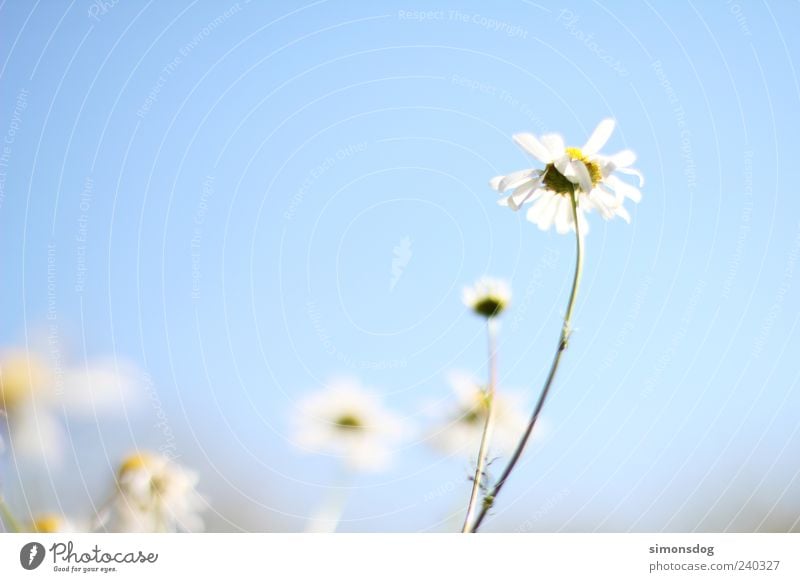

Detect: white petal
554,156,572,177
572,160,593,193
507,180,541,210
609,149,636,168
583,119,615,155
617,166,645,187
447,371,482,407
527,193,560,231
577,210,590,235
588,189,619,219
539,133,565,159
493,169,536,193
60,359,143,416
489,176,504,191
615,205,631,223
606,174,642,202
513,133,552,163
500,184,532,211
8,405,64,462
554,198,573,234
525,194,549,223
538,197,560,231
499,187,543,209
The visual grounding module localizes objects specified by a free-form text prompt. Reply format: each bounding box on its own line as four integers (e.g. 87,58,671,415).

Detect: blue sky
2,0,799,532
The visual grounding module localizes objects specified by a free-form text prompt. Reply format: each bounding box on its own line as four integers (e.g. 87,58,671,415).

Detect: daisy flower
292,378,408,472
0,348,142,463
27,513,79,533
490,119,643,233
429,371,532,457
462,277,511,318
101,451,205,532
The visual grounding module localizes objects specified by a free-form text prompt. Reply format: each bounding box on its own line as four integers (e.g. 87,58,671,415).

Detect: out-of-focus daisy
27,513,78,533
462,277,511,319
0,351,55,457
429,371,533,457
490,119,643,234
100,451,204,533
0,348,142,462
292,378,408,472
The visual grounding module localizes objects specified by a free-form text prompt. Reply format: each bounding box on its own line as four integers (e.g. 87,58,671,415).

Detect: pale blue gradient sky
2,0,799,532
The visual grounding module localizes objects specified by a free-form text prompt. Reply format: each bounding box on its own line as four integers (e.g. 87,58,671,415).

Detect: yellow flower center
118,452,171,500
334,413,363,430
31,514,63,533
462,390,492,425
0,353,50,411
119,452,158,476
542,147,603,195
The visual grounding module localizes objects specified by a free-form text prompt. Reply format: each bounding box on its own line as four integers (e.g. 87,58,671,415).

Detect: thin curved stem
469,190,584,533
461,318,499,532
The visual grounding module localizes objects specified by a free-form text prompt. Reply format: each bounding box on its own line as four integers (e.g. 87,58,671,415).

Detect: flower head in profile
462,277,511,319
292,378,408,472
101,451,204,532
490,119,643,234
27,514,78,533
429,371,532,457
0,347,143,463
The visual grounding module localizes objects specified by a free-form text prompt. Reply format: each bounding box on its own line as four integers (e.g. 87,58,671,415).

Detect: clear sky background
1,0,799,532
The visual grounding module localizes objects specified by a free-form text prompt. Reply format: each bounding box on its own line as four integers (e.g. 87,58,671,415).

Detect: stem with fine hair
461,317,499,532
469,188,584,533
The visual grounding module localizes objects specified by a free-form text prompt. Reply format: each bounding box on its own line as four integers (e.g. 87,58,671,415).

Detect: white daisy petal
606,174,642,202
494,169,536,193
525,193,552,227
555,156,572,177
508,175,543,209
505,185,533,210
572,160,593,193
537,193,561,230
577,209,590,235
512,133,553,163
583,119,615,155
588,189,619,219
617,166,645,187
554,197,572,234
500,187,544,208
609,149,636,168
539,133,566,159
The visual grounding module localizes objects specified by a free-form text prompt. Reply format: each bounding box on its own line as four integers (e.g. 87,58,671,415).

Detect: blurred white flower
292,378,408,472
429,371,532,457
0,348,143,463
27,513,79,533
490,119,643,234
101,451,204,533
462,277,511,319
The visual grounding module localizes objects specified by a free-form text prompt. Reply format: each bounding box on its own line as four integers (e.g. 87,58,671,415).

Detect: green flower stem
461,317,499,533
0,497,21,533
469,189,584,533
